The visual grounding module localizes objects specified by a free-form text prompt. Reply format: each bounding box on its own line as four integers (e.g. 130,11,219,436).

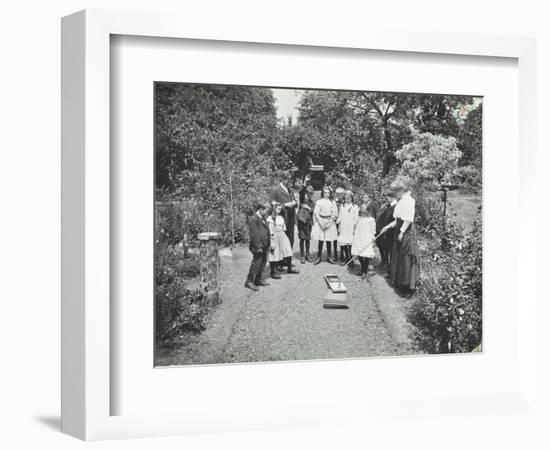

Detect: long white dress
311,197,338,242
267,215,293,262
351,216,376,257
337,203,358,245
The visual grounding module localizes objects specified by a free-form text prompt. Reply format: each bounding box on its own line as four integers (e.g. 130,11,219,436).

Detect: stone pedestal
198,232,221,306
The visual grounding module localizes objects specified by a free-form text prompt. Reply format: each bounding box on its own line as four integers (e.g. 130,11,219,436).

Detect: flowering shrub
409,216,482,353
395,132,463,190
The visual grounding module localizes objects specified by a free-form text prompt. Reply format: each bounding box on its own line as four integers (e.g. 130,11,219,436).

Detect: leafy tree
155,83,279,190
294,90,361,171
155,83,284,244
409,94,474,137
458,103,482,169
346,92,414,176
296,91,472,178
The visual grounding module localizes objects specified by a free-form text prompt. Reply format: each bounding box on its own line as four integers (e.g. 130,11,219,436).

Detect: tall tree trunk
381,124,394,176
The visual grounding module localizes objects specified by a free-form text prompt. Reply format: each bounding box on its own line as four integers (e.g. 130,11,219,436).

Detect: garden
154,83,483,355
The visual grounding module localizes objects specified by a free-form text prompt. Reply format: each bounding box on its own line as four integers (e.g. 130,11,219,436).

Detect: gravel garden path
156,245,420,366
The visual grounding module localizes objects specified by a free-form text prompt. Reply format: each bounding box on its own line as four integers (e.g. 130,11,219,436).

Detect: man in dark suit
245,200,271,292
270,173,298,250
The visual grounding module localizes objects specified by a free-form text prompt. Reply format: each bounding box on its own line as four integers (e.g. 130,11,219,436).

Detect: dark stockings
317,241,332,259
340,245,351,261
284,256,292,269
300,239,311,256
358,257,370,275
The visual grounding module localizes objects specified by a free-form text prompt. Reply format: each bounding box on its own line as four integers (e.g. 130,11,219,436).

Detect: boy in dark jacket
245,200,271,291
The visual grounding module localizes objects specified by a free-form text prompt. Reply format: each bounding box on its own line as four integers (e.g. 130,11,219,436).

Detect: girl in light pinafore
267,202,298,279
337,190,358,265
351,203,376,279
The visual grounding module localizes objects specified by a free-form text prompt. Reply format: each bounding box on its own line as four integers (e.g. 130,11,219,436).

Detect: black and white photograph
154,82,482,366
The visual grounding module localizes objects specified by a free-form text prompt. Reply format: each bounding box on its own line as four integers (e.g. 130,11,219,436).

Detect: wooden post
198,232,221,306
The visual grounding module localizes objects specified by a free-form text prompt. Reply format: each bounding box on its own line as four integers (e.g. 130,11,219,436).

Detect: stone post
198,232,221,306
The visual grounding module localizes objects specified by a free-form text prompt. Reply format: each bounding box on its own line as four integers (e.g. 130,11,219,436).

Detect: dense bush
155,277,207,339
455,165,482,192
409,215,482,353
155,205,208,340
166,152,280,246
413,190,445,234
458,103,482,170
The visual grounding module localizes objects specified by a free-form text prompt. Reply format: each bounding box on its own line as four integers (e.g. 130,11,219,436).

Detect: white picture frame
61,9,537,441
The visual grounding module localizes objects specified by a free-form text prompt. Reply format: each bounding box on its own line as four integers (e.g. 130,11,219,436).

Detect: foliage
395,132,462,190
409,214,482,353
295,91,478,181
156,201,192,246
155,275,207,339
156,83,280,189
458,103,482,169
410,94,474,137
155,205,208,340
346,152,385,204
156,84,287,245
455,165,482,191
413,190,445,233
297,90,414,176
292,91,361,172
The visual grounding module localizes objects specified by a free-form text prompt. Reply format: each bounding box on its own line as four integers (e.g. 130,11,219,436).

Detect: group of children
245,179,391,292
309,185,378,279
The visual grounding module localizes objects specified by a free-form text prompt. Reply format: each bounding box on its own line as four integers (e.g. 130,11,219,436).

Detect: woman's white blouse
393,191,415,222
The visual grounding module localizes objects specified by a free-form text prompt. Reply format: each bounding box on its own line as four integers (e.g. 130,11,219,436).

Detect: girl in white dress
337,190,358,265
267,202,299,279
351,203,376,278
312,186,339,264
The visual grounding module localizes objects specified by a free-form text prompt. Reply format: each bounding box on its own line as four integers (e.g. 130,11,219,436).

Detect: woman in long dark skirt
381,176,420,295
